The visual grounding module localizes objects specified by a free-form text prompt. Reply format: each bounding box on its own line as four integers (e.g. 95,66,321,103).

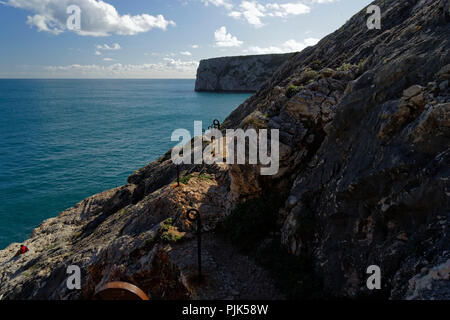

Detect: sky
0,0,373,78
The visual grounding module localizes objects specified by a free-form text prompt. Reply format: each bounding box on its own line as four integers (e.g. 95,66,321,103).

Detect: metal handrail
186,208,202,280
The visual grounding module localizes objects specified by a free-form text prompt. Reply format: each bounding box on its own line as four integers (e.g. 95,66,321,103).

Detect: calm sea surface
0,79,251,249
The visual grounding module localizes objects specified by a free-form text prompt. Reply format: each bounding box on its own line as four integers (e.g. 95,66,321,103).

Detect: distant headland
195,53,293,93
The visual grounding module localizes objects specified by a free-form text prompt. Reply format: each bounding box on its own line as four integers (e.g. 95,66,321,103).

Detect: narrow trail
168,232,284,300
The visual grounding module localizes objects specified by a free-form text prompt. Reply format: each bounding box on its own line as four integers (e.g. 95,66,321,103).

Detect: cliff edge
195,54,292,92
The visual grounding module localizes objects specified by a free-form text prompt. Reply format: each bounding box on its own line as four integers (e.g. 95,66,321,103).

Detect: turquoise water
0,79,251,249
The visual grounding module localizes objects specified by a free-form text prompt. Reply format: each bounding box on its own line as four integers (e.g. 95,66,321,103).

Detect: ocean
0,79,251,249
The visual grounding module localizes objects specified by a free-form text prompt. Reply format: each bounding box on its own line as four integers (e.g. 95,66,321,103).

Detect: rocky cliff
195,54,292,92
0,0,449,300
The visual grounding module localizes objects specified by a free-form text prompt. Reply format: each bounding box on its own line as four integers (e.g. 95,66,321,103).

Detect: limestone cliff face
195,54,292,92
1,0,449,300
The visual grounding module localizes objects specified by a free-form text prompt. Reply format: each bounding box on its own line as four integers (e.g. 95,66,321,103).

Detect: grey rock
403,85,423,98
1,0,449,301
195,54,292,92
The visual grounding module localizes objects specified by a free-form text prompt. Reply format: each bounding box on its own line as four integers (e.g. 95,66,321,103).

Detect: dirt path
168,232,284,300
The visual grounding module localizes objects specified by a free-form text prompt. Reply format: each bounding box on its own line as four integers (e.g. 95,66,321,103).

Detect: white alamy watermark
66,5,81,31
367,5,381,30
171,121,280,176
66,265,81,290
366,265,381,290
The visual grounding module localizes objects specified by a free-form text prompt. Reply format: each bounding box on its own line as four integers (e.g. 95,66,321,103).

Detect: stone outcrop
195,54,292,92
1,0,449,300
222,0,450,299
0,162,282,300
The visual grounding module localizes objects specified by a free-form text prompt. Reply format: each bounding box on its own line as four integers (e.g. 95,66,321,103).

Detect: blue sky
0,0,372,78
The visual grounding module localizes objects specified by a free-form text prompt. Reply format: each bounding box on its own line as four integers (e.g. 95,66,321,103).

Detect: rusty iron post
213,119,221,129
210,120,221,142
187,208,202,280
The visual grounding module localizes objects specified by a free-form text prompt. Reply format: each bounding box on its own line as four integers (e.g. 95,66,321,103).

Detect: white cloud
94,50,102,56
180,51,192,56
2,0,175,36
103,57,114,61
162,58,199,71
96,43,121,50
245,46,284,54
244,37,320,54
310,0,339,3
283,37,319,51
25,14,63,34
200,0,233,10
44,59,199,78
229,1,311,27
214,26,243,47
191,44,200,49
266,2,310,17
229,1,266,27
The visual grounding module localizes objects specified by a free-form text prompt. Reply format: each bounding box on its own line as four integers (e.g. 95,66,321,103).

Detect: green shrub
72,231,83,240
301,69,319,83
286,85,302,98
161,218,173,231
198,174,213,181
310,59,323,71
160,230,184,243
337,63,355,72
358,58,368,70
180,175,192,184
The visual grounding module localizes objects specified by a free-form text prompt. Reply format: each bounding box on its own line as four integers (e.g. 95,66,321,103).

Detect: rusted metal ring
187,208,200,222
94,281,150,300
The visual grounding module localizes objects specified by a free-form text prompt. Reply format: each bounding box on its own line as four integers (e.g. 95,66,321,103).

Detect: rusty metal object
176,164,180,186
209,119,221,142
213,119,221,129
94,281,150,300
186,208,202,280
